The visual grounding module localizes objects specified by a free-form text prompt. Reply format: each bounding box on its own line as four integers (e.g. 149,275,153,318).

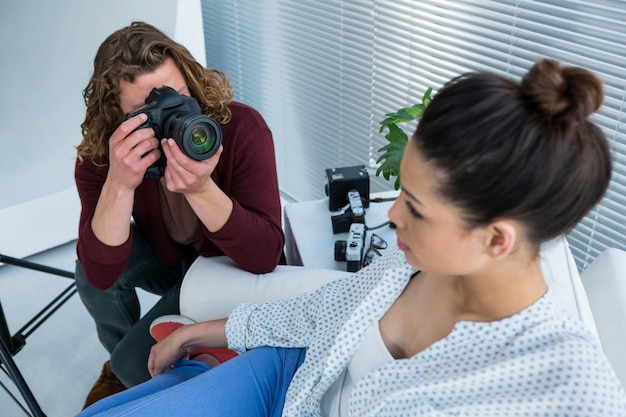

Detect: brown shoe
82,360,127,409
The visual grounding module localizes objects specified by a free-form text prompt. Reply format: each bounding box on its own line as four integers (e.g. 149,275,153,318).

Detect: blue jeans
75,225,197,386
77,347,306,417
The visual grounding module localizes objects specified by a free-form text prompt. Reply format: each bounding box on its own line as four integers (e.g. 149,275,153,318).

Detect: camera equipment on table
331,190,365,234
334,223,366,272
122,86,223,179
325,165,370,211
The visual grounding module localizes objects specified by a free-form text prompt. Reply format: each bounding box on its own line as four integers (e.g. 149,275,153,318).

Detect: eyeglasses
362,233,388,267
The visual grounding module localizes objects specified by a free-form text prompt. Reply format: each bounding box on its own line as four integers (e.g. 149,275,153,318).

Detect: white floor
0,241,158,417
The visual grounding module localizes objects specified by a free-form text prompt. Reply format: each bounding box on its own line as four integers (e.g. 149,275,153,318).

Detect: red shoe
149,314,195,341
150,315,238,363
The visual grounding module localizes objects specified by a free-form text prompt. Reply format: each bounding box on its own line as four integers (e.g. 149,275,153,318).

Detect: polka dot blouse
226,249,626,417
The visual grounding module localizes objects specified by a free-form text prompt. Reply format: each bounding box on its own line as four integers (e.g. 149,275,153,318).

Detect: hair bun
521,59,604,122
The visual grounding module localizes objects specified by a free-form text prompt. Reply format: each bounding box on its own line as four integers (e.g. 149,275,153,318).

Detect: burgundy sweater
75,102,284,290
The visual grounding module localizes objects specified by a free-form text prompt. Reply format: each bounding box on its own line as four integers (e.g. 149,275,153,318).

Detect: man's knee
110,341,152,387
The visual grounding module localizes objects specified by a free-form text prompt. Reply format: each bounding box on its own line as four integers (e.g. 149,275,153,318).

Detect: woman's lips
397,238,409,251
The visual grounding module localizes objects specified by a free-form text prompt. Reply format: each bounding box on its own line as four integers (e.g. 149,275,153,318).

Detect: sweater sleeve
74,158,133,289
200,102,284,273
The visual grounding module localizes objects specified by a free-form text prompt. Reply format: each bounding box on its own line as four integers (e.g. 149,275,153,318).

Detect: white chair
580,248,626,389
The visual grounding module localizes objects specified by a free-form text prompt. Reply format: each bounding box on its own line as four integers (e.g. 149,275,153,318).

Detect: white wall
0,0,205,258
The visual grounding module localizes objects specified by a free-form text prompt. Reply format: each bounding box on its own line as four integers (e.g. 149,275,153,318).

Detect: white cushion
180,257,349,322
580,248,626,389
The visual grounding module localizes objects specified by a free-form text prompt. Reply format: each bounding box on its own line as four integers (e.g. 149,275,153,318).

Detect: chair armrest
540,236,599,338
580,248,626,389
180,256,350,322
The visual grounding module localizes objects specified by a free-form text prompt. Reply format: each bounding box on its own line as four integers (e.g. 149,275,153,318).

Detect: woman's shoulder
485,290,600,349
415,294,626,415
492,292,619,384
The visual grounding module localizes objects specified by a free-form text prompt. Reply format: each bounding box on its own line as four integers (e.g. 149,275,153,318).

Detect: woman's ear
484,220,518,259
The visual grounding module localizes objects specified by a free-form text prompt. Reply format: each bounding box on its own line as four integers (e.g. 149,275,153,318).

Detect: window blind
201,0,626,271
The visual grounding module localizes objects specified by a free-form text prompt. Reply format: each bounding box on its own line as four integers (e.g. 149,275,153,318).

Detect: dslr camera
334,223,366,272
122,86,223,179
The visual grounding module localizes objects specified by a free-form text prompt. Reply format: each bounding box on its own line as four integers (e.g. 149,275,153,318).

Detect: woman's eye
406,201,422,219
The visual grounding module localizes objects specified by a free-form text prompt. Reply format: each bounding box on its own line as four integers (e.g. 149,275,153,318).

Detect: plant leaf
375,87,433,190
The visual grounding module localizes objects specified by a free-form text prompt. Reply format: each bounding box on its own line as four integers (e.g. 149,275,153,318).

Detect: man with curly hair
74,21,284,407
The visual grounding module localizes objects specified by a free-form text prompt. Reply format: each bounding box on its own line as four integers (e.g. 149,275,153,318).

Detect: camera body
334,223,366,272
325,165,370,211
331,189,365,234
122,86,223,179
347,190,364,217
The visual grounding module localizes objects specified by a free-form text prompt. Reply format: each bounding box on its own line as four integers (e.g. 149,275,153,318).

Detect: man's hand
91,113,161,246
160,138,223,194
108,113,161,190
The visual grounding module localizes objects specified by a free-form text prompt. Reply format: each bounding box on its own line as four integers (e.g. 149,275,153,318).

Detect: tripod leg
0,302,46,417
0,338,46,417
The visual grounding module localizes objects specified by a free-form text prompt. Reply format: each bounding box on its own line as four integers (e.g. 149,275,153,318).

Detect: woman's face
388,142,490,276
118,57,189,114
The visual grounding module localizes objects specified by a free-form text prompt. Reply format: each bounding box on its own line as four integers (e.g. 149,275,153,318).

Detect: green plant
375,88,433,190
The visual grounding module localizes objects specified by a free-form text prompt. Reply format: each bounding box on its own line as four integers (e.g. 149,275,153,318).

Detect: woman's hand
147,319,229,377
147,325,197,377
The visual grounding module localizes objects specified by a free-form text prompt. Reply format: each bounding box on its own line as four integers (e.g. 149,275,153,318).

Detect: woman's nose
387,198,402,229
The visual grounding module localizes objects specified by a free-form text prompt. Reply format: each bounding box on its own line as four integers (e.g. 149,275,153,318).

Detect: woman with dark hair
77,59,626,416
74,21,285,405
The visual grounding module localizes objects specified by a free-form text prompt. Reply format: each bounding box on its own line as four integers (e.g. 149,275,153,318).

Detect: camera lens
171,115,222,160
334,240,347,262
189,125,215,153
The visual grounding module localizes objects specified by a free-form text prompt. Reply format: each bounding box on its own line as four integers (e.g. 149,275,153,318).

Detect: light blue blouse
226,249,626,417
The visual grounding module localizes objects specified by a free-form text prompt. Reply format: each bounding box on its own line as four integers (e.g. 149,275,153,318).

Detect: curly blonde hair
77,21,233,162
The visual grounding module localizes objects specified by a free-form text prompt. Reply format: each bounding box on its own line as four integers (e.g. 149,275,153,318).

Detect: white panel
0,187,80,258
0,0,177,257
175,0,207,65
